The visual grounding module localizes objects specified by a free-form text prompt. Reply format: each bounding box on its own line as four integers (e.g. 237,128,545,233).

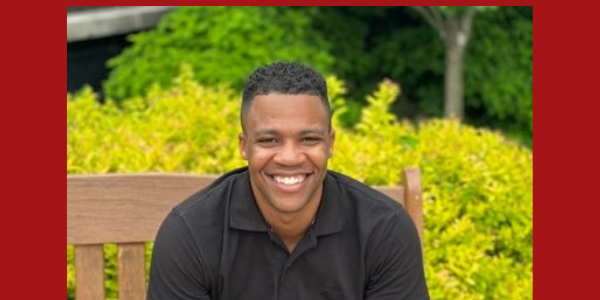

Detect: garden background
67,6,533,300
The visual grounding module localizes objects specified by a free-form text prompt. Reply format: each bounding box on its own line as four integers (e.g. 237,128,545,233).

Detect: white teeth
273,175,306,185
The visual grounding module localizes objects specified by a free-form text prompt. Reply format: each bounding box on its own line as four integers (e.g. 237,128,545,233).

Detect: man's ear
239,133,248,160
327,130,336,158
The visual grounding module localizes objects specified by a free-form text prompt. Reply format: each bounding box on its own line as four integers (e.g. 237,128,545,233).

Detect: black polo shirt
147,167,429,300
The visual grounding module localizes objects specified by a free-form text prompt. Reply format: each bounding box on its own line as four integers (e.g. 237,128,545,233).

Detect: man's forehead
251,128,329,136
243,93,331,133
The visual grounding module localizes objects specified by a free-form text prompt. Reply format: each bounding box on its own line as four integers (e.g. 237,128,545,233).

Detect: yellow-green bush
67,68,532,300
67,246,74,299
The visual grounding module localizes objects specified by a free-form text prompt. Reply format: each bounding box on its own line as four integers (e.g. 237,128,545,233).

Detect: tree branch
411,6,447,42
429,6,446,31
460,6,478,42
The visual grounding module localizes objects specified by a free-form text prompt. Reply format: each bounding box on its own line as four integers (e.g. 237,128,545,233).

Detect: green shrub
465,6,533,146
67,246,74,299
68,69,532,300
69,65,245,175
103,6,334,101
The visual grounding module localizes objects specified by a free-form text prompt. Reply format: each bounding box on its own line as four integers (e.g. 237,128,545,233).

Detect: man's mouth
272,174,307,185
266,172,313,192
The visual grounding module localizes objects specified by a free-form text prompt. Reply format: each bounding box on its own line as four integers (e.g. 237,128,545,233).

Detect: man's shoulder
327,170,420,252
327,170,402,213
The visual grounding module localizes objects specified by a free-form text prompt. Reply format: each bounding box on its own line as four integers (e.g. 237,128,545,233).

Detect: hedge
68,67,532,300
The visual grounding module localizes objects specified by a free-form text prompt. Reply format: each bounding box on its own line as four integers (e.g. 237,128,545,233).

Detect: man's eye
258,138,278,145
301,137,320,144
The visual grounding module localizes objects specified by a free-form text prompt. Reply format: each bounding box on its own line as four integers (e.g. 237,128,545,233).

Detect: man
147,62,429,300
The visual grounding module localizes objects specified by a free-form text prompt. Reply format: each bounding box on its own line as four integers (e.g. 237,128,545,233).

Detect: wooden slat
375,186,405,206
403,168,424,246
118,243,147,300
75,244,105,300
67,173,218,244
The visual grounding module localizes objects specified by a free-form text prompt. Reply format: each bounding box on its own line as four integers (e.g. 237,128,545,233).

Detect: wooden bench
67,168,423,300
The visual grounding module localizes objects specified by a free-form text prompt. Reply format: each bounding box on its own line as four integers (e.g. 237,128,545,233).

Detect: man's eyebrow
254,129,279,135
299,129,327,135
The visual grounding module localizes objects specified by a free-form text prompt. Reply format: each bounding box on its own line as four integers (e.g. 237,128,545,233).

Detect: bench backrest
67,168,422,300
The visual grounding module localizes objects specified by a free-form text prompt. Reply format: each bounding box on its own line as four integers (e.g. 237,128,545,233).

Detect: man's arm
364,208,430,300
147,211,211,300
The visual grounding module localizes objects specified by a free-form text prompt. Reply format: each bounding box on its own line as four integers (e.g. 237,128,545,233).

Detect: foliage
311,6,532,145
69,65,244,175
68,70,532,300
437,6,498,16
67,246,74,299
103,6,334,101
465,6,533,146
102,6,531,144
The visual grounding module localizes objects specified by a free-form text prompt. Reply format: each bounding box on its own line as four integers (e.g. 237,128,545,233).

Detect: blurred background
67,6,532,146
67,6,532,300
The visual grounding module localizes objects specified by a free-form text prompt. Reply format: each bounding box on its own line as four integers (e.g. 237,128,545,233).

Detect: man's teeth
273,175,306,185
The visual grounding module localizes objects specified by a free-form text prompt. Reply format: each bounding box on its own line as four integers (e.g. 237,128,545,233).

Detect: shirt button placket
279,260,293,300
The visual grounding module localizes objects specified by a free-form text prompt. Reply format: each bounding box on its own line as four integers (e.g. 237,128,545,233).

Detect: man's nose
273,142,304,166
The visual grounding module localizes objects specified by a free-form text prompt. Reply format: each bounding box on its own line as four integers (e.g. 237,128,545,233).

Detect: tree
412,6,496,119
103,7,333,101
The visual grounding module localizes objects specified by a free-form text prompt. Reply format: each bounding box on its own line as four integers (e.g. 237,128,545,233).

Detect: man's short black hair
241,62,331,131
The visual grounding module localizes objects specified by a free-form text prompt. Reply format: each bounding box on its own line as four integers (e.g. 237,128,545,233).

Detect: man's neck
269,212,316,251
257,197,320,253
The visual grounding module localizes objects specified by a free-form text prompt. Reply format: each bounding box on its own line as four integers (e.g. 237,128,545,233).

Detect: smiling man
147,62,429,300
239,91,334,253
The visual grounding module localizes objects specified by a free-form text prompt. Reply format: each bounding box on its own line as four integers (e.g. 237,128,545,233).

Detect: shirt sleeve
364,208,430,300
147,211,212,300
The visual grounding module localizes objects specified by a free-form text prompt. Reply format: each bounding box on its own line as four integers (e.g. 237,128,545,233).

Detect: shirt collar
229,168,343,236
229,168,270,232
311,173,343,236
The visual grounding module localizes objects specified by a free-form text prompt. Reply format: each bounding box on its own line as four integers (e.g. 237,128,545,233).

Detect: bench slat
67,174,217,245
118,243,147,300
376,186,405,206
403,168,424,247
75,244,105,300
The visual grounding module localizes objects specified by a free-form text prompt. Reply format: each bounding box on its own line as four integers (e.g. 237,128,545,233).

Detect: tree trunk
411,6,477,120
444,19,466,120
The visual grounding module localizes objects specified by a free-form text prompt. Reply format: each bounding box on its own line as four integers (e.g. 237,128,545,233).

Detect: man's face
239,93,335,217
